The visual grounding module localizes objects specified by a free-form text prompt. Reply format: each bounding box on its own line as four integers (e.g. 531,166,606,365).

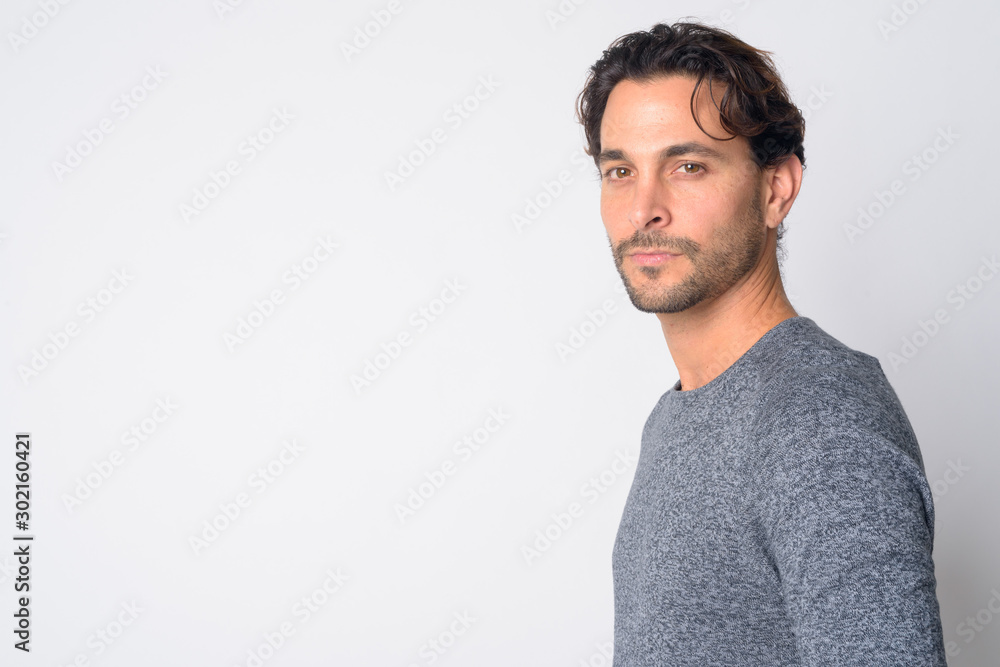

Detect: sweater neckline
664,316,815,403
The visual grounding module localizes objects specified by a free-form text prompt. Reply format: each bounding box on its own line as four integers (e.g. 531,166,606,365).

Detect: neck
655,250,797,391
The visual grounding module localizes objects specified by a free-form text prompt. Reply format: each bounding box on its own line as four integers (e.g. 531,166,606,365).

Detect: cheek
678,197,737,245
676,185,720,212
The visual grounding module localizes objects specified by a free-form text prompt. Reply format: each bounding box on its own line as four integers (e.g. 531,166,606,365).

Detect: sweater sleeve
757,430,948,666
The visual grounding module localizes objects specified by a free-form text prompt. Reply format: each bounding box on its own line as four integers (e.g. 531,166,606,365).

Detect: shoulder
750,317,923,468
745,318,935,532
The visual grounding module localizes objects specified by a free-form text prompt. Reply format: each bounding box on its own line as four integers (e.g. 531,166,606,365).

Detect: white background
2,0,998,665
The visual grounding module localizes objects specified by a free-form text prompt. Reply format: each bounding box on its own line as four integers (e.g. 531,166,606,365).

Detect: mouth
628,250,681,266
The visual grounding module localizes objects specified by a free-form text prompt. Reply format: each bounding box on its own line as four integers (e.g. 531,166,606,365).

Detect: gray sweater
612,316,947,666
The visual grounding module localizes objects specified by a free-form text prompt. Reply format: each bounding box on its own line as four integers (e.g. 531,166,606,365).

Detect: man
575,21,947,665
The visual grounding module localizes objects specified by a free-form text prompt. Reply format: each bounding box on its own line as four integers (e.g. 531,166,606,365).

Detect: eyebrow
597,142,727,166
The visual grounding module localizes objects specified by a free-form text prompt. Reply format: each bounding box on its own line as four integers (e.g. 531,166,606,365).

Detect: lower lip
630,253,680,266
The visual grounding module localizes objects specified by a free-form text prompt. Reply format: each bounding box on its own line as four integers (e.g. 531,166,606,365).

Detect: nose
628,174,670,231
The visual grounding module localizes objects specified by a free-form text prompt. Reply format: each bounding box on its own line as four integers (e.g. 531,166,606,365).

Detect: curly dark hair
576,21,806,173
575,21,805,255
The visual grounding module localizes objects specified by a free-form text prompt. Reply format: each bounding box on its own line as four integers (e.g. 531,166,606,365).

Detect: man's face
598,74,769,314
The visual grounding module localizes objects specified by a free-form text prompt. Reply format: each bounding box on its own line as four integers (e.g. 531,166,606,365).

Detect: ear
761,155,803,230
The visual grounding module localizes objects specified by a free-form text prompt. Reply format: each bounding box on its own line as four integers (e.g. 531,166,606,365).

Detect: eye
677,163,704,174
604,166,632,179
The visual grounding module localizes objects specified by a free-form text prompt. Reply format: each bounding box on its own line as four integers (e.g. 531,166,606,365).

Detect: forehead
600,75,748,160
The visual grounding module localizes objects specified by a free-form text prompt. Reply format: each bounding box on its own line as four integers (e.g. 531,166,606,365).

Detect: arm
758,431,948,666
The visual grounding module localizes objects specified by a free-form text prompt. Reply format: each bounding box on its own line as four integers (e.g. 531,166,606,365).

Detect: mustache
613,233,700,257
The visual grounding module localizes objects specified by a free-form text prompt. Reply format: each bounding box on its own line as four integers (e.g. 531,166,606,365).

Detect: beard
610,185,767,314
